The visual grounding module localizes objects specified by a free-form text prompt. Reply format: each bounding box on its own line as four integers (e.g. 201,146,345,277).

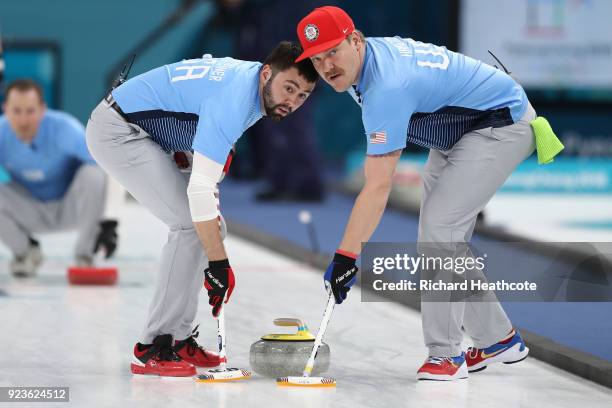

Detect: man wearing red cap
296,6,533,381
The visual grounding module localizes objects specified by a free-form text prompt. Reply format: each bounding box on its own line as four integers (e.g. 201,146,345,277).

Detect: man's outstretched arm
188,152,234,316
325,149,401,304
339,149,402,254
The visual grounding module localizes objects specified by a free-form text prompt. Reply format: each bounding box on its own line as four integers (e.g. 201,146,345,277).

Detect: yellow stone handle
273,318,305,328
262,318,315,341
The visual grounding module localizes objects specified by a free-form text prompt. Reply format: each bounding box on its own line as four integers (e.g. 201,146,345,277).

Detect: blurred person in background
0,79,117,277
206,0,326,201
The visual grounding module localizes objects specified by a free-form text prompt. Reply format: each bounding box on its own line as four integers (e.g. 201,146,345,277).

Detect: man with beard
86,42,317,377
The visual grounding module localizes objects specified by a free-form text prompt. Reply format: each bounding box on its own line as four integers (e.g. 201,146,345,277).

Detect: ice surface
0,202,611,407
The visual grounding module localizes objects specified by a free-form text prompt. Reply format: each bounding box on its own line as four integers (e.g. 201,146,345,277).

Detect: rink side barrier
226,219,612,389
333,180,612,271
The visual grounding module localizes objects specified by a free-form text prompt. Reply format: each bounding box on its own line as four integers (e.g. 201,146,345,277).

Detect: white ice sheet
0,203,611,408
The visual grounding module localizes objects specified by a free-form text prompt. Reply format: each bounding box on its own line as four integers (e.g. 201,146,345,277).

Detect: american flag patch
370,131,387,144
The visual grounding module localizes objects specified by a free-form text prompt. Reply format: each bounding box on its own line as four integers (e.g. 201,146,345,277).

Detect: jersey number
386,37,450,71
415,49,449,70
412,41,449,70
171,60,211,82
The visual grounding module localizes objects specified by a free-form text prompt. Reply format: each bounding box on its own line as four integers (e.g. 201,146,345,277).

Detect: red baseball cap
295,6,355,62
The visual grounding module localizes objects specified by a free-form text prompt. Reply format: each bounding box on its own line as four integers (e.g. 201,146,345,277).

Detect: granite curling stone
249,318,330,377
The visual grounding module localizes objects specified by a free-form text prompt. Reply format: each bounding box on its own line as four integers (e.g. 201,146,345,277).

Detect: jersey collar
249,65,264,126
353,38,372,97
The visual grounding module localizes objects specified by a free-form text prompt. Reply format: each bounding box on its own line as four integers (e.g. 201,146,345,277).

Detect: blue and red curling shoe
416,353,468,381
466,329,529,373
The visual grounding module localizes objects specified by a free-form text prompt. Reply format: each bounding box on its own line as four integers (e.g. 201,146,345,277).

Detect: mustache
325,69,343,80
271,104,292,114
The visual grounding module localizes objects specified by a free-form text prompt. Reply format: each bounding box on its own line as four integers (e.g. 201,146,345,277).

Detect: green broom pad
530,116,564,164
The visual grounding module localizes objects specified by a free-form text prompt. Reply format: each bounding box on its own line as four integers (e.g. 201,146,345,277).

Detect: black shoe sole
469,354,528,373
503,355,529,365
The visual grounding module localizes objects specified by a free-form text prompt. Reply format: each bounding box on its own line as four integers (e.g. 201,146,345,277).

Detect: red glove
204,259,235,317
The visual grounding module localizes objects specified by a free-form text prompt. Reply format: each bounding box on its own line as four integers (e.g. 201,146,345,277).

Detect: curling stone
67,266,118,285
250,318,330,377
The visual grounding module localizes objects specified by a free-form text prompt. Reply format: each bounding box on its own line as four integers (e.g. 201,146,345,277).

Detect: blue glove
324,251,358,304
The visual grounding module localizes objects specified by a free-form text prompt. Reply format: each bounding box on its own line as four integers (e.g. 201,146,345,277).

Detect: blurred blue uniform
349,37,527,155
0,109,106,259
112,56,263,164
0,110,95,201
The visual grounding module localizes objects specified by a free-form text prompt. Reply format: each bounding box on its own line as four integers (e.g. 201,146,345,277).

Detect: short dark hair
4,79,45,103
263,41,318,83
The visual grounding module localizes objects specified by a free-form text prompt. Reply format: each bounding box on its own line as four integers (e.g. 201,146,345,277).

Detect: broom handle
217,307,227,370
302,292,336,377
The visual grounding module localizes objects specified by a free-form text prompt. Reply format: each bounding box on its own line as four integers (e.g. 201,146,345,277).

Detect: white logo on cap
304,24,319,42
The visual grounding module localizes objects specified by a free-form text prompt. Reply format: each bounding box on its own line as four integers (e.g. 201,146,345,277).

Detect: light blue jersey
112,55,263,165
350,37,528,155
0,110,95,201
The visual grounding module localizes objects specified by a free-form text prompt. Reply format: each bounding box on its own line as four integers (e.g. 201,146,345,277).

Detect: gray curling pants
0,165,106,259
418,104,536,357
86,100,224,344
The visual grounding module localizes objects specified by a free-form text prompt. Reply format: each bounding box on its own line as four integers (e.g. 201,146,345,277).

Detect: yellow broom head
276,376,336,387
